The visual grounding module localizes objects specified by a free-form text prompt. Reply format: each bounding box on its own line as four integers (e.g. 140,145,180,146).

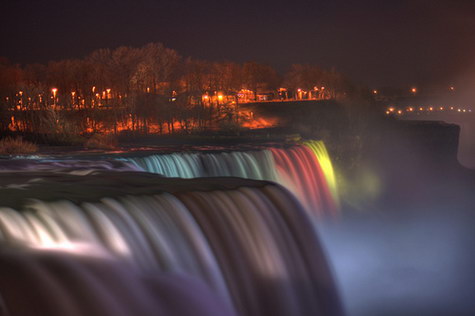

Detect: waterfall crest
125,141,338,217
0,171,342,316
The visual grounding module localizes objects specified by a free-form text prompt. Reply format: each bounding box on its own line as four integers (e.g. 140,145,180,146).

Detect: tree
242,62,279,101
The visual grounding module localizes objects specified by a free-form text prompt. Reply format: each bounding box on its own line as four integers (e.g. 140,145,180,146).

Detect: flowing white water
123,142,338,217
0,169,342,316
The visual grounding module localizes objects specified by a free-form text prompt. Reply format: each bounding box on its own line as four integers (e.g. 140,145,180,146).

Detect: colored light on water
302,140,339,208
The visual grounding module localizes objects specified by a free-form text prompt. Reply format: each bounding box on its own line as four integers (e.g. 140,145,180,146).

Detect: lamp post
52,88,58,107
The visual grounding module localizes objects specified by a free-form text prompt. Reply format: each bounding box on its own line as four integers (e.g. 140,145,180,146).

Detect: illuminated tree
242,62,279,101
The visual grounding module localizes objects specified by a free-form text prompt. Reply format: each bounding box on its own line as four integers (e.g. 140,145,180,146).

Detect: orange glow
429,107,433,111
388,107,395,112
373,90,378,94
241,117,278,129
397,110,402,115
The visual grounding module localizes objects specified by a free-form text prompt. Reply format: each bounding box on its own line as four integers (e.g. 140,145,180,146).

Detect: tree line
0,42,356,140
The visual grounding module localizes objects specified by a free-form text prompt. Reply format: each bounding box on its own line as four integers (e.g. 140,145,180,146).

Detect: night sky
1,0,475,87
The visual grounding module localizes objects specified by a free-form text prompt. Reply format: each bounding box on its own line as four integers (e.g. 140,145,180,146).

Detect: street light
52,88,57,107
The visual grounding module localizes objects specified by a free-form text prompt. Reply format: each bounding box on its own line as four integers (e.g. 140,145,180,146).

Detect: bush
0,137,38,155
84,134,118,150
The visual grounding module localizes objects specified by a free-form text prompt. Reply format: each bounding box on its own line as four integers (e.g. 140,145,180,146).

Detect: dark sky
1,0,475,87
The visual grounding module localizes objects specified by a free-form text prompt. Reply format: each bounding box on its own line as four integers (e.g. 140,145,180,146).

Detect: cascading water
124,140,339,217
0,169,342,316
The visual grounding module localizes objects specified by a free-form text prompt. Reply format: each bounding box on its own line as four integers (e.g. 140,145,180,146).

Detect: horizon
2,0,475,89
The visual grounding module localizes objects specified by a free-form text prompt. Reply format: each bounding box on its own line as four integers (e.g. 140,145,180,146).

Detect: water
124,140,339,217
0,142,342,316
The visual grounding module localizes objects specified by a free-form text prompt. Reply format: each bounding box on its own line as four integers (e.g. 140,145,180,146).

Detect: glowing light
439,107,443,110
408,107,414,112
373,90,378,94
92,86,96,93
388,107,395,112
429,107,433,111
218,95,224,101
303,140,339,209
419,107,423,111
411,88,417,93
397,110,403,114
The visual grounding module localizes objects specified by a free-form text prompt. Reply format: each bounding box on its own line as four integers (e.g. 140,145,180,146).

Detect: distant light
419,107,423,111
429,107,433,111
373,90,378,94
388,107,395,112
386,111,390,115
439,107,444,110
450,106,454,110
450,86,455,91
397,110,402,114
458,109,461,112
411,88,417,93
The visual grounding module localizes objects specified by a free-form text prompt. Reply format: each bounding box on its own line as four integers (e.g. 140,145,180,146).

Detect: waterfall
0,170,342,316
124,141,339,217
